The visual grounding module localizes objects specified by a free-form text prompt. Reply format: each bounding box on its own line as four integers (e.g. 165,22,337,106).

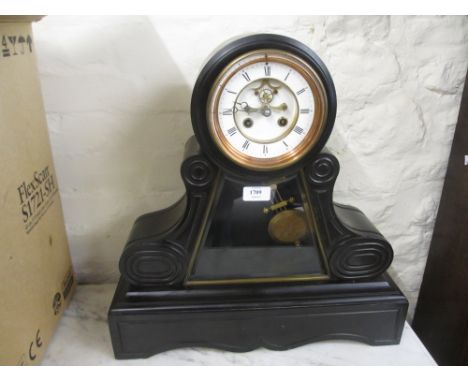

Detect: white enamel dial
207,49,327,171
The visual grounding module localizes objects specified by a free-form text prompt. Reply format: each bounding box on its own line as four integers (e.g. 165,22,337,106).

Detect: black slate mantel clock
108,34,408,359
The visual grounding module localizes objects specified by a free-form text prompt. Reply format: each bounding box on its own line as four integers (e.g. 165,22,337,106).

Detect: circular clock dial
207,49,328,171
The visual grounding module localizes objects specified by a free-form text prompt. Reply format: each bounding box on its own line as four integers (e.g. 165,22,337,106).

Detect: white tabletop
42,284,436,365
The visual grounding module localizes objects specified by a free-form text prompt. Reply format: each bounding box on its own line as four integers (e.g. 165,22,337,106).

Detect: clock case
108,35,408,359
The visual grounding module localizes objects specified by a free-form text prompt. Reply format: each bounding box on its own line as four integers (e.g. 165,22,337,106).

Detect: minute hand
236,102,260,114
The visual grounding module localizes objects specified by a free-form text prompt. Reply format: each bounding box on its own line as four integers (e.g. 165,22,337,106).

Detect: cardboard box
0,16,75,365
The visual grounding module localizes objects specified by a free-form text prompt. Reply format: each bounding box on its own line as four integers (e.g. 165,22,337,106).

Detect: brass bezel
207,49,328,171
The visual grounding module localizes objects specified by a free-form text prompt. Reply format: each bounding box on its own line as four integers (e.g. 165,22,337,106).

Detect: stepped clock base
108,273,408,359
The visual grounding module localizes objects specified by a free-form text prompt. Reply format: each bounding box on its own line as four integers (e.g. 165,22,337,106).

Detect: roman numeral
242,140,250,151
226,89,237,95
300,108,310,114
221,108,233,115
264,64,271,76
227,127,237,136
284,70,291,81
242,71,251,82
296,88,306,96
263,145,268,155
293,126,304,135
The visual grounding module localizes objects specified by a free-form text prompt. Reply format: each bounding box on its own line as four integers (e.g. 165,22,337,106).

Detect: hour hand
270,103,288,111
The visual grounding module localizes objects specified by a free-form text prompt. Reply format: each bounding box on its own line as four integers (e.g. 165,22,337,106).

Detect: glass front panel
188,177,327,283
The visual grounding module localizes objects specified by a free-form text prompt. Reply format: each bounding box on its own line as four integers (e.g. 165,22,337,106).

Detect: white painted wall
33,16,468,317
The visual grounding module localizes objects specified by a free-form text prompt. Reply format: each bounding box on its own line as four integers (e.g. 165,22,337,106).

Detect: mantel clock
108,34,408,359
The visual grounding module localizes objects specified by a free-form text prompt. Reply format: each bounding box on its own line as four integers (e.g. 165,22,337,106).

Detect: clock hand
236,101,287,114
236,101,288,120
235,101,260,114
243,102,272,117
269,103,288,112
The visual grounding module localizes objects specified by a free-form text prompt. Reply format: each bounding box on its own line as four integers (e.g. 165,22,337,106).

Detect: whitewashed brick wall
33,16,468,318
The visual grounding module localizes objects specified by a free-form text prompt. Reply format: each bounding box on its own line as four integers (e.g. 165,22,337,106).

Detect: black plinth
108,273,408,359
